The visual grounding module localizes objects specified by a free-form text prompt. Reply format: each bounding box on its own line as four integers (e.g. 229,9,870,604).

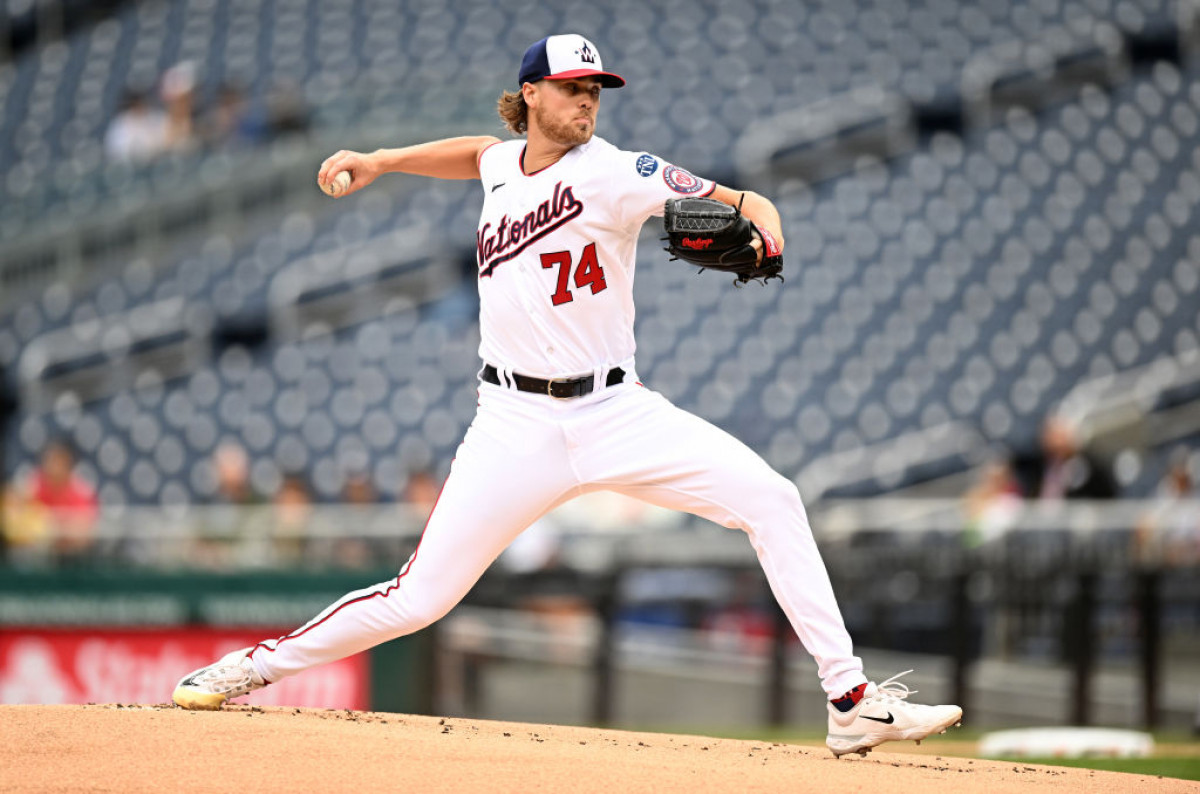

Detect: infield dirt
1,704,1192,793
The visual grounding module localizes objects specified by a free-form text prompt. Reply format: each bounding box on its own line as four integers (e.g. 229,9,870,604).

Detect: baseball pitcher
174,34,962,758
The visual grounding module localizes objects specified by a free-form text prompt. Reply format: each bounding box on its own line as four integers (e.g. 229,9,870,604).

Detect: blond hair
497,89,528,135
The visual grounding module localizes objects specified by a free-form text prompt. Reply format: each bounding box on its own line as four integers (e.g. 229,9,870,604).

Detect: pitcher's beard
534,105,594,146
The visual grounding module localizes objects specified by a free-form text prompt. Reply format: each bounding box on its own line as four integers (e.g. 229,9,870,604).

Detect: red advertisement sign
0,629,369,710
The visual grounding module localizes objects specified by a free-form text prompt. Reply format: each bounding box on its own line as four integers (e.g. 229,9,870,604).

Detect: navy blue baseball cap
518,34,625,89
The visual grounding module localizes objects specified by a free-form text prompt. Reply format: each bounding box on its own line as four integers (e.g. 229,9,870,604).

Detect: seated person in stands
8,439,99,562
1013,414,1117,500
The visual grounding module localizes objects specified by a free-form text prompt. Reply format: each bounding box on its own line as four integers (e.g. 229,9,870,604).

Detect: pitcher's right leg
174,386,579,707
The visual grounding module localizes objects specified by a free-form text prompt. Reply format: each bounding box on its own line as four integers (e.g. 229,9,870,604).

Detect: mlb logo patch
635,154,658,177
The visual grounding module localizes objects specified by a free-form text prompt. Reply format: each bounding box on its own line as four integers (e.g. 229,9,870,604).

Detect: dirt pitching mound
1,704,1189,793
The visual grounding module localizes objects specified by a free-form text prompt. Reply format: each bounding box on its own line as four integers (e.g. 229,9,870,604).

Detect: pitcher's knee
741,473,809,530
765,471,807,512
373,585,460,635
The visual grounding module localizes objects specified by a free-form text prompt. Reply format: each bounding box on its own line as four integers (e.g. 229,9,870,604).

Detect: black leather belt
481,364,626,398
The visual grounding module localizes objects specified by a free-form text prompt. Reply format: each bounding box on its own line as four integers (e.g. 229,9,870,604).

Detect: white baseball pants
248,375,867,698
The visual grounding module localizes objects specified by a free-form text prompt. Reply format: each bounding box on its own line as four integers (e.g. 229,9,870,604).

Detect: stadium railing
0,498,1195,728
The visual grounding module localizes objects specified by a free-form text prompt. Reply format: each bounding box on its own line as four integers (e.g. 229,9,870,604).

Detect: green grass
1005,756,1200,781
630,724,1200,782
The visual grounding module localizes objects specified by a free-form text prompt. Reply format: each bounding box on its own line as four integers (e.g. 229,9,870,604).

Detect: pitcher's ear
521,81,539,107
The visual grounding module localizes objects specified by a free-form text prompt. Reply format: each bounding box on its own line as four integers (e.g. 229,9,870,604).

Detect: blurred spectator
1013,415,1117,501
333,468,378,569
266,79,310,138
213,441,259,506
2,482,50,565
1136,447,1200,566
273,472,314,563
203,83,269,150
962,458,1023,547
1157,448,1198,500
403,468,441,520
342,468,378,505
193,441,261,568
396,468,444,565
104,90,169,163
105,63,199,164
3,439,99,564
161,61,199,155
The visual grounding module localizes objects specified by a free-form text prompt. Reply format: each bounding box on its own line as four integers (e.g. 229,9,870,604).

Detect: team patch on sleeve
635,154,659,177
663,165,705,194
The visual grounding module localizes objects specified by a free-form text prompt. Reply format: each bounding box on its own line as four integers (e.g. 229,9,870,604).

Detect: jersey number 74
540,243,608,306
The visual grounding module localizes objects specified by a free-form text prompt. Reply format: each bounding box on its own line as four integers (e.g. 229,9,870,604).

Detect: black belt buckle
483,364,624,398
548,375,592,398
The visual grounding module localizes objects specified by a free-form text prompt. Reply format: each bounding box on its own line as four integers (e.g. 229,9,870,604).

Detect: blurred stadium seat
0,0,1182,239
3,0,1200,508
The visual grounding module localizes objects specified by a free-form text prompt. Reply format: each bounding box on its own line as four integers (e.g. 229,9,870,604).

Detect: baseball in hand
321,170,352,197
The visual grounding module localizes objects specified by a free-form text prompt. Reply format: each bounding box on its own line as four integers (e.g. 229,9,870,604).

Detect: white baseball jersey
475,136,714,377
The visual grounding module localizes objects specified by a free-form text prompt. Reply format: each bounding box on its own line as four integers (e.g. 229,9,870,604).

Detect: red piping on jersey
519,144,566,177
477,140,501,174
701,182,717,197
247,475,450,662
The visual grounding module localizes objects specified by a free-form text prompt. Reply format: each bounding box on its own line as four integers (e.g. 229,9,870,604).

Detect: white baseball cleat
172,647,267,710
826,670,963,758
